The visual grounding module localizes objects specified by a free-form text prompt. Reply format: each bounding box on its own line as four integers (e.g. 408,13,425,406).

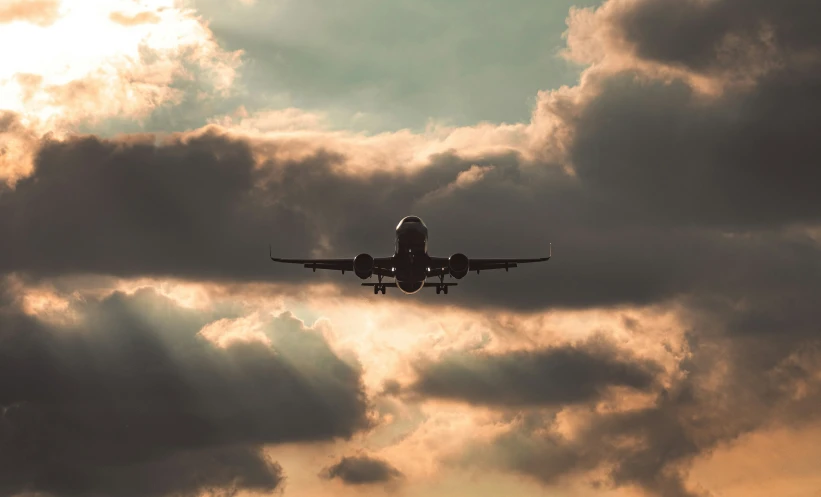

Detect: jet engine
448,253,469,279
354,253,375,279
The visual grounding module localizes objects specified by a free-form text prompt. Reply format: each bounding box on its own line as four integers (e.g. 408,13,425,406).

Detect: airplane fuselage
393,216,430,294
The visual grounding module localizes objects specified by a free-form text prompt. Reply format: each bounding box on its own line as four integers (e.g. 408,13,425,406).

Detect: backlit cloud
0,0,241,182
1,0,820,495
0,279,370,497
408,335,665,408
109,10,161,26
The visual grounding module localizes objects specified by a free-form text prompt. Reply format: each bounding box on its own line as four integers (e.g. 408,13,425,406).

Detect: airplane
269,216,551,295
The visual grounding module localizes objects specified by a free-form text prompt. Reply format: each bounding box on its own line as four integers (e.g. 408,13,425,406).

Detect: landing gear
373,275,387,295
435,274,449,295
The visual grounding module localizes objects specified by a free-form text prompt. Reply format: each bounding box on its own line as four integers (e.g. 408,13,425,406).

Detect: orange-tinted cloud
0,279,369,497
2,0,821,496
0,0,60,26
109,10,160,26
0,111,40,184
560,0,821,95
0,0,241,173
689,422,821,497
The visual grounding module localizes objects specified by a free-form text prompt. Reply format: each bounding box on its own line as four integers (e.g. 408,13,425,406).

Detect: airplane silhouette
270,216,551,294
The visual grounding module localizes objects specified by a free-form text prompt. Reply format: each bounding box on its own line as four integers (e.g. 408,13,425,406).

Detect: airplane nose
399,224,424,235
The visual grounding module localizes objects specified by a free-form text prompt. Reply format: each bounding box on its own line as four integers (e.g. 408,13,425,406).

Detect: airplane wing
428,245,551,274
270,247,394,276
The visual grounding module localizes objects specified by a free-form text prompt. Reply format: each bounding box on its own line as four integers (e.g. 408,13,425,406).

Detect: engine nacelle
448,253,469,279
353,253,374,279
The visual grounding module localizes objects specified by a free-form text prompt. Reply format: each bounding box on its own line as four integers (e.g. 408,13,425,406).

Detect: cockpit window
396,216,425,230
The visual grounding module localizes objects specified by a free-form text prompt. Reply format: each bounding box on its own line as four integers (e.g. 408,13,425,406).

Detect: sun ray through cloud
2,0,821,495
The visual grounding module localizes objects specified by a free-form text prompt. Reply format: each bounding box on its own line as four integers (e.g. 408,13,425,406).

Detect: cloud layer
2,0,821,496
409,335,663,407
0,283,369,497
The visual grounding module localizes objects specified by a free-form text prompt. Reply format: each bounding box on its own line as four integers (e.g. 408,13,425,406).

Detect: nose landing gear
435,274,449,294
373,274,387,294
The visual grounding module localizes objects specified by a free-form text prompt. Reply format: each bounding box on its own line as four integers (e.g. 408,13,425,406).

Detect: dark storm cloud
409,335,662,407
485,384,709,497
1,118,820,313
320,455,403,485
0,284,370,497
569,69,821,229
614,0,821,73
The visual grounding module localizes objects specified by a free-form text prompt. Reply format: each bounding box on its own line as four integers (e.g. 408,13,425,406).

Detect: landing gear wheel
374,285,379,295
437,275,448,295
380,286,386,294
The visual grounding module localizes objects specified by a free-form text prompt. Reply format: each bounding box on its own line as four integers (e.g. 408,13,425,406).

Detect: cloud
109,10,161,26
1,0,818,311
320,454,403,486
487,330,821,497
561,0,821,94
612,0,821,77
408,335,663,407
0,111,40,184
0,0,242,164
209,107,330,132
0,281,370,497
1,0,821,495
1,116,819,314
0,0,61,26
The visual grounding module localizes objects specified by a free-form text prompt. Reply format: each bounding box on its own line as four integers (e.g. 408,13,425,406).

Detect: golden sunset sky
1,1,820,496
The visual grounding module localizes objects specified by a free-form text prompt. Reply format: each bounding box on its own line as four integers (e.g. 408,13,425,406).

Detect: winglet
549,242,552,259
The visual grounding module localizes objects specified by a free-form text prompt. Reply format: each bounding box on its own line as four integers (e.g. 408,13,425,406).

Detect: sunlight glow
0,0,241,131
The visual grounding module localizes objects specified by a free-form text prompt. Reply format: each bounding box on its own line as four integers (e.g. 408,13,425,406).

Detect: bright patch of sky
182,0,603,134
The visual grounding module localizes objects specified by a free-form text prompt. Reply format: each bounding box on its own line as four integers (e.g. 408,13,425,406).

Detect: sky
1,0,820,497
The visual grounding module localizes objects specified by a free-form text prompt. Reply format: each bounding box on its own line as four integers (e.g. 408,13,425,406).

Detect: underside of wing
270,247,393,275
428,246,551,275
270,256,354,272
468,257,549,271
